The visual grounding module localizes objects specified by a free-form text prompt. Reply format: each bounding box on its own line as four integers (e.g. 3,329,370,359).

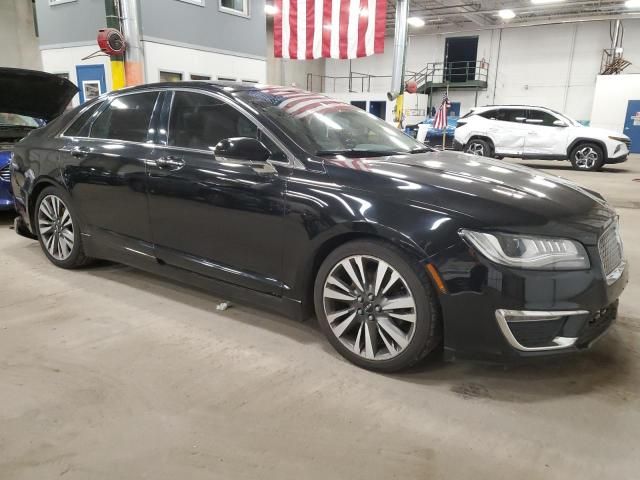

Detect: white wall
41,45,113,106
590,74,640,132
143,41,266,84
322,19,640,123
266,25,325,90
0,0,41,69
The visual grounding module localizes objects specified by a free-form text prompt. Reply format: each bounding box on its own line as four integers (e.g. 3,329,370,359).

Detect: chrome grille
0,164,10,182
598,221,623,277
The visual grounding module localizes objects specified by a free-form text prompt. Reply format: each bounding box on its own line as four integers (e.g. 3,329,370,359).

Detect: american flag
432,92,451,130
252,86,354,118
273,0,387,60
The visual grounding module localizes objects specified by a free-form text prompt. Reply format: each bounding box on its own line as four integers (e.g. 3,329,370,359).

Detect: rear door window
90,92,159,143
64,101,104,137
478,109,498,120
497,109,527,123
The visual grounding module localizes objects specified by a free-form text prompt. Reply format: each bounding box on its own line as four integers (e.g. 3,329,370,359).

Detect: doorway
444,37,478,83
76,64,107,104
624,100,640,154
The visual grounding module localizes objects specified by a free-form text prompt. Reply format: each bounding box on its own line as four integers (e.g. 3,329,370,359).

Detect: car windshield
236,88,426,157
0,113,41,128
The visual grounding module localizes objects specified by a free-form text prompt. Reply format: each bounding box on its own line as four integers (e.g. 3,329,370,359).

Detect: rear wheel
570,143,604,171
35,186,92,268
465,138,492,157
314,240,441,372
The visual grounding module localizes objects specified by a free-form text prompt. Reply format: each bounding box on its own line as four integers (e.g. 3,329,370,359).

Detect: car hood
325,150,614,244
578,125,629,140
0,68,77,121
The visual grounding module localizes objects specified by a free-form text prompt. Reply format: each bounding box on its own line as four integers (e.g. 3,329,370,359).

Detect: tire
34,186,92,269
464,138,492,157
314,240,442,373
570,143,605,171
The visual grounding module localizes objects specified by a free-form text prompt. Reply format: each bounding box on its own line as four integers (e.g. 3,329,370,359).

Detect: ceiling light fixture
625,0,640,7
265,4,278,15
498,9,516,19
407,17,426,27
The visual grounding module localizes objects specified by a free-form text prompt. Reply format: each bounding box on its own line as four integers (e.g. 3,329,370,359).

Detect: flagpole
442,83,449,151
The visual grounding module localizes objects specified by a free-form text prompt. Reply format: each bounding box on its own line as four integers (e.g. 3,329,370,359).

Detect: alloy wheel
467,142,485,156
322,255,417,361
574,147,599,169
38,194,75,261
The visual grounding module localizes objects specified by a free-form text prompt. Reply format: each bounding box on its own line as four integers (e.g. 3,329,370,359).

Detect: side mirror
213,137,271,162
553,120,568,127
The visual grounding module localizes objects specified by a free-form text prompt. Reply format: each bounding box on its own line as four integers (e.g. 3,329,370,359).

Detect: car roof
104,80,286,96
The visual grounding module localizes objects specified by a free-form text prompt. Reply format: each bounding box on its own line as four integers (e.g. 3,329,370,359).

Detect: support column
105,0,126,90
121,0,145,86
387,0,409,127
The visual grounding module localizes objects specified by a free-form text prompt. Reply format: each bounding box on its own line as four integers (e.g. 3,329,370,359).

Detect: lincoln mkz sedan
10,72,628,372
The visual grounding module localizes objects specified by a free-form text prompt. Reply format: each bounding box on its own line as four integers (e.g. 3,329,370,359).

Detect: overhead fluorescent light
407,17,426,27
626,0,640,7
531,0,565,4
498,9,516,19
264,4,278,15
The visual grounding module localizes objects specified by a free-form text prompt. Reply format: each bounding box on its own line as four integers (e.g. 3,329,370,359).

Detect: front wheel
314,240,441,372
570,143,604,171
464,138,492,157
35,186,92,268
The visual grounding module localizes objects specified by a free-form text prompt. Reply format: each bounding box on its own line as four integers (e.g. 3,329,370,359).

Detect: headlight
460,230,590,270
608,135,629,143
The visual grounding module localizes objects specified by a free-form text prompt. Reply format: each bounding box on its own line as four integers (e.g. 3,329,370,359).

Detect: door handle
156,156,185,170
71,146,90,158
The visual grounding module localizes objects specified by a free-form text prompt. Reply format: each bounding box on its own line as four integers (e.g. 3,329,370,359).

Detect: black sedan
10,79,628,372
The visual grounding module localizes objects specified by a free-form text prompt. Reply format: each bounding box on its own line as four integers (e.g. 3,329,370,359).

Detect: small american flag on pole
273,0,387,60
432,92,451,130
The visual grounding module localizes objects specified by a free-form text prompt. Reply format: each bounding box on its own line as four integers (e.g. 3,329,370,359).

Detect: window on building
160,71,183,82
219,0,249,17
217,76,236,82
176,0,205,5
90,92,159,143
190,74,211,80
241,79,258,84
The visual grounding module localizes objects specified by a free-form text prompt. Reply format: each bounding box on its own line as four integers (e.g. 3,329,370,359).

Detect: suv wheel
314,240,441,372
570,143,604,171
465,139,491,157
35,186,92,268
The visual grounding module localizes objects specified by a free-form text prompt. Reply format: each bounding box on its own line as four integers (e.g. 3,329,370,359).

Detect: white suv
454,105,631,171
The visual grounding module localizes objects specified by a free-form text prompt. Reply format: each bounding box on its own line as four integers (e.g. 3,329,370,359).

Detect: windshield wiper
315,149,402,158
409,147,434,154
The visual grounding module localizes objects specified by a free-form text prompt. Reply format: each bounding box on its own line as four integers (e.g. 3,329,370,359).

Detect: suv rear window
495,109,526,123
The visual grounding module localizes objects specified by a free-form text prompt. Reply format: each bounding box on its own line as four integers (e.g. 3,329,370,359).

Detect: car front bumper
0,178,14,210
607,141,630,163
437,245,628,361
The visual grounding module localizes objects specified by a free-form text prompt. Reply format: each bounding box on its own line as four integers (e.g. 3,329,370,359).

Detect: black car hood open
0,67,78,121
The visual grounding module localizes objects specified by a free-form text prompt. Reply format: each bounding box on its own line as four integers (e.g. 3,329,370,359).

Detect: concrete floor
1,155,639,480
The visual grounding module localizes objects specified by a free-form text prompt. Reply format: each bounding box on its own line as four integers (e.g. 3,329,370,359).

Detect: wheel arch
466,135,495,154
27,177,66,231
297,225,430,319
567,138,607,158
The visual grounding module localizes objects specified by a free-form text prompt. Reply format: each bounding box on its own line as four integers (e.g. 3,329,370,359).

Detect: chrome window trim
59,86,304,170
495,309,589,352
